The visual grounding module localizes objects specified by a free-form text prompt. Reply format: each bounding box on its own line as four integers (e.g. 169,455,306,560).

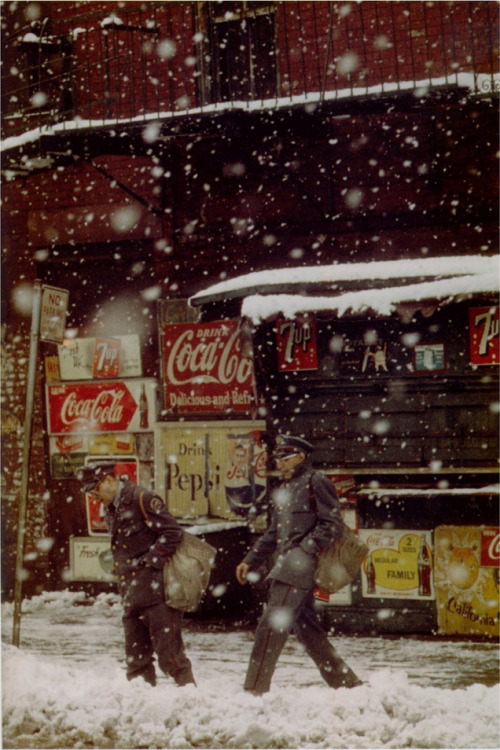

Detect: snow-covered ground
2,590,499,749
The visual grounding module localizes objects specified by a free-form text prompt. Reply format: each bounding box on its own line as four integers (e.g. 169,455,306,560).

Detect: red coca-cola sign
161,320,255,414
47,381,141,434
481,527,500,567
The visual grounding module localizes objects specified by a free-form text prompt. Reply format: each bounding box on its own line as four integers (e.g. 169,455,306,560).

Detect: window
198,1,277,103
17,19,74,116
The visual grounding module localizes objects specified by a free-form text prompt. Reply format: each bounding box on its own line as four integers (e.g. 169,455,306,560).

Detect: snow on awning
0,73,494,157
190,255,499,323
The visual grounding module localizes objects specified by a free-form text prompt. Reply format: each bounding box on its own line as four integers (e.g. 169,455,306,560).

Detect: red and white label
469,306,499,365
161,321,255,414
481,527,500,567
92,338,121,379
276,316,318,372
46,381,155,434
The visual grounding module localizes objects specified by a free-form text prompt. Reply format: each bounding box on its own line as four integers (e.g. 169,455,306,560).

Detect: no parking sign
40,285,69,344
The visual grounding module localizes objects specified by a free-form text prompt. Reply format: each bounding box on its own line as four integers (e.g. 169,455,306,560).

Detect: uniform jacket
243,458,343,589
105,479,183,610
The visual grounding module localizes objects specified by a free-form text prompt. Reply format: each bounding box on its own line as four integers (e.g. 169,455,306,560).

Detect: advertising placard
276,316,318,371
359,529,434,600
69,536,116,581
45,356,61,383
49,434,88,479
413,343,446,372
155,421,267,519
434,525,499,637
58,335,142,380
161,320,255,414
46,379,156,435
92,338,121,378
469,306,499,365
338,334,390,375
88,434,134,455
48,434,135,479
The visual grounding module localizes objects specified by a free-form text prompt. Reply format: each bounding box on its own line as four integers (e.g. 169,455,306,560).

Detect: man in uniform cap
236,434,362,694
77,462,195,687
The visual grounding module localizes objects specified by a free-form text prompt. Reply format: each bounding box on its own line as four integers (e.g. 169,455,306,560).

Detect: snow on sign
161,320,255,414
39,285,69,343
46,380,156,435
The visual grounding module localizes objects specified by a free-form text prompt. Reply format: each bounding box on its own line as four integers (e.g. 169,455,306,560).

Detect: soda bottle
366,552,376,594
139,384,149,429
417,534,431,597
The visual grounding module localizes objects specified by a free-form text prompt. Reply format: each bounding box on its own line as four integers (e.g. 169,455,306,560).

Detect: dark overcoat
105,480,183,610
243,458,343,589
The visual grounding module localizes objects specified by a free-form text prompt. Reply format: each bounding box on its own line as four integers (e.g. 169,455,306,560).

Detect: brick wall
2,2,497,138
1,305,49,598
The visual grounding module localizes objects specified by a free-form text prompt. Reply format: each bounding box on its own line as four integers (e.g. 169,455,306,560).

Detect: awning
190,255,499,323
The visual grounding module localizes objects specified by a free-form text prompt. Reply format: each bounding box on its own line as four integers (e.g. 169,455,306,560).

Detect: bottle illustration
417,534,431,597
139,384,149,429
366,552,376,594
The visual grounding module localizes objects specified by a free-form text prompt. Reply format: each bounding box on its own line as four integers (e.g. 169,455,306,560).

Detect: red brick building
1,2,498,634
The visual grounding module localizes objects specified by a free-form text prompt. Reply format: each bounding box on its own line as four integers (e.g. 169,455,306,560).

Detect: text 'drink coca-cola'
161,320,255,414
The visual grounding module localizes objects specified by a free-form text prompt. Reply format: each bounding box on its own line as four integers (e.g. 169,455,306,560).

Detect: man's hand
236,562,250,585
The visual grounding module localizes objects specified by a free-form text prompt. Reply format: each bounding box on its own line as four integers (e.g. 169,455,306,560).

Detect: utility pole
13,280,42,647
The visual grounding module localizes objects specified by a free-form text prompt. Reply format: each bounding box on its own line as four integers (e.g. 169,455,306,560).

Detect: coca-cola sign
481,527,500,567
46,380,156,434
161,321,255,414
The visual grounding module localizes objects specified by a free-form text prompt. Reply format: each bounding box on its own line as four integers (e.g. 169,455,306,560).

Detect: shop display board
434,525,499,638
70,536,115,581
155,420,267,520
46,379,156,435
57,335,142,379
359,529,435,600
160,320,255,414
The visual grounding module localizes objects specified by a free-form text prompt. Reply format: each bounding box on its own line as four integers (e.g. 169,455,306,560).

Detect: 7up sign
469,306,499,365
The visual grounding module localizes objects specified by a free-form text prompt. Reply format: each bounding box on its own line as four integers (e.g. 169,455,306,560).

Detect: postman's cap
76,462,117,493
274,434,314,456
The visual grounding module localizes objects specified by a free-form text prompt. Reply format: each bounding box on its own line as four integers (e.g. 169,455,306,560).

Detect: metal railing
1,1,498,141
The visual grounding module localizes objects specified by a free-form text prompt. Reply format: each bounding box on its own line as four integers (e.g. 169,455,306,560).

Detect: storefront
190,255,500,636
45,313,269,616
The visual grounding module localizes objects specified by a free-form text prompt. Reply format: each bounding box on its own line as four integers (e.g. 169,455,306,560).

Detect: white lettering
475,309,499,355
60,390,124,429
487,533,500,561
166,328,252,386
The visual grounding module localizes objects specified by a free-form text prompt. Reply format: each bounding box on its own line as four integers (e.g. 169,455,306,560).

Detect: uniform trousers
244,580,361,694
122,601,195,686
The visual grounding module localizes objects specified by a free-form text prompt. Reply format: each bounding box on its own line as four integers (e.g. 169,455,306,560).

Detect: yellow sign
155,421,267,520
44,355,61,383
434,525,499,638
360,529,434,599
88,434,134,455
